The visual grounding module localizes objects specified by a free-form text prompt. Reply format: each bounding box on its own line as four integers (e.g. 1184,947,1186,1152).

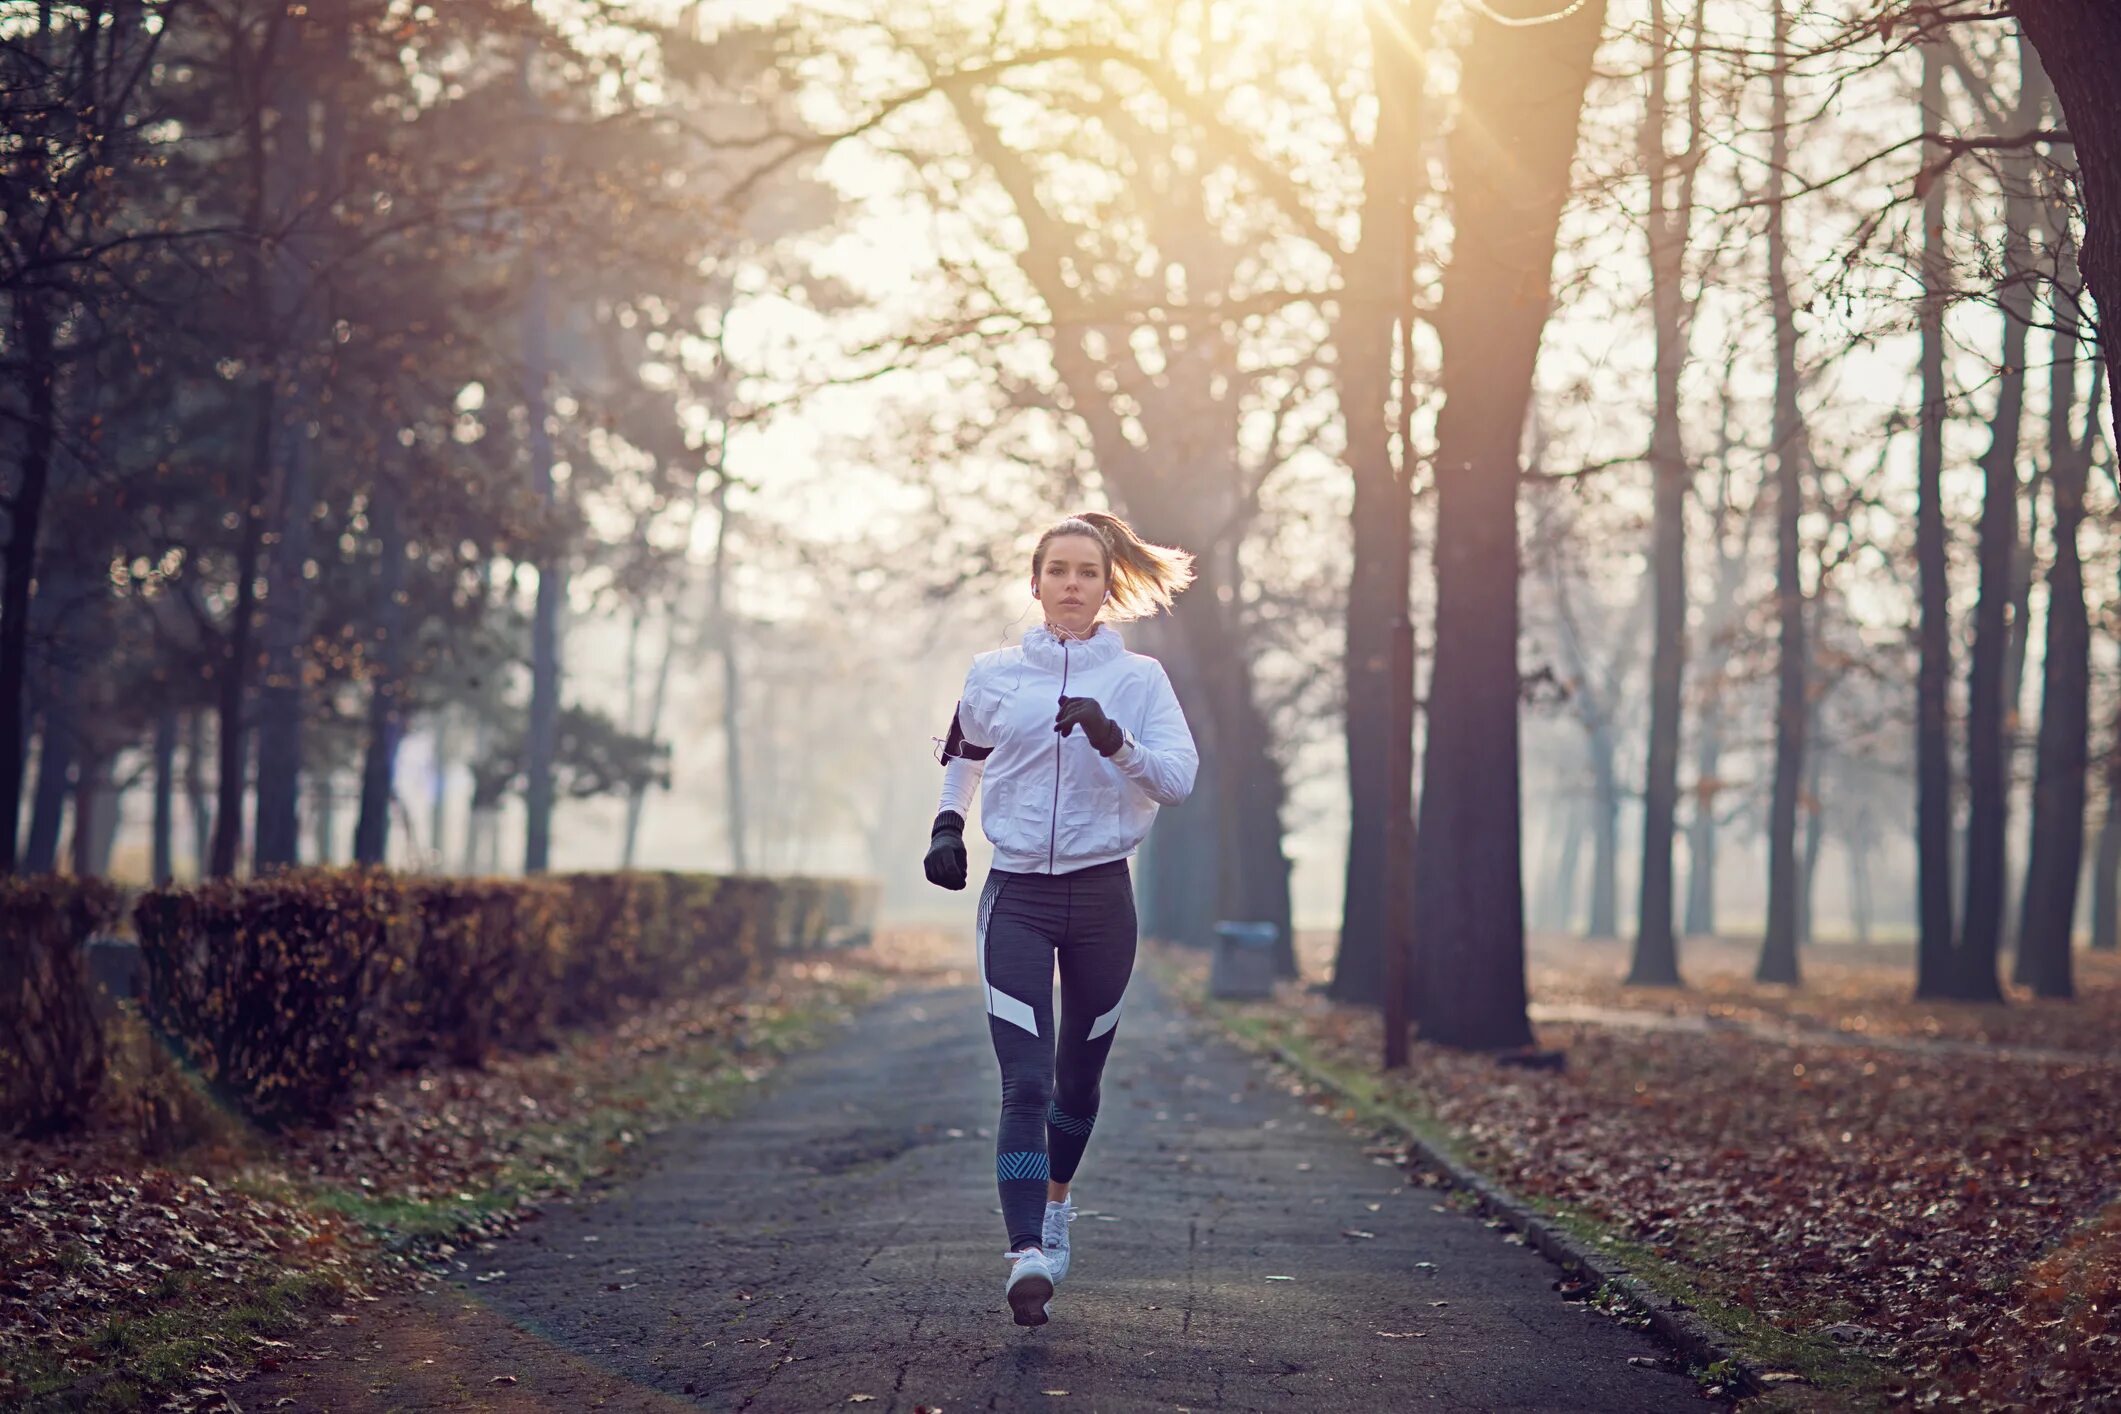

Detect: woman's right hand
925,810,969,890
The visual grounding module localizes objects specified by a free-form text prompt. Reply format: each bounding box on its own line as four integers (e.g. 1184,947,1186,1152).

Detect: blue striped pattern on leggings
1047,1103,1095,1137
997,1151,1050,1182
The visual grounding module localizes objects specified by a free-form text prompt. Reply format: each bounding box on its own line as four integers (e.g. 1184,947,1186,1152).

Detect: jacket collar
1021,620,1125,671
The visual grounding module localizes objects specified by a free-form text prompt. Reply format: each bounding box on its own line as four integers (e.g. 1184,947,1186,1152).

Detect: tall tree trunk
1549,800,1586,934
312,778,337,864
1588,724,1620,938
1683,709,1721,939
1954,43,2039,1005
1139,712,1219,948
67,746,103,878
2016,193,2091,998
1913,35,1958,998
1630,0,1700,988
2092,784,2121,952
212,406,269,878
1332,0,1435,1004
186,710,212,874
0,294,58,875
2013,3,2121,441
211,8,294,882
707,477,748,872
1849,812,1876,944
252,2,339,871
521,48,563,875
622,592,684,870
427,708,450,872
1760,0,1809,984
1161,553,1297,972
152,708,177,885
1796,733,1824,946
354,491,408,865
25,712,71,874
1411,0,1606,1048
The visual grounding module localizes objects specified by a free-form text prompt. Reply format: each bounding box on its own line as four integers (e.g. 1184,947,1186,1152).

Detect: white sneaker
1003,1246,1056,1326
1041,1199,1077,1282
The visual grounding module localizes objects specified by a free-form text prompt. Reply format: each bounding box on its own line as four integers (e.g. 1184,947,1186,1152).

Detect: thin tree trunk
621,610,646,867
2092,789,2120,952
1551,800,1586,934
153,708,177,885
1412,0,1606,1048
252,2,334,871
1797,735,1824,946
1684,710,1721,939
427,707,450,872
1759,0,1808,985
25,711,71,875
521,48,562,875
1630,0,1701,988
186,710,212,874
313,778,336,864
1913,35,1958,998
0,294,58,875
709,477,748,872
1588,725,1620,938
2016,169,2090,999
1849,814,1876,945
354,491,408,865
622,598,684,870
67,746,103,878
1332,0,1435,1003
1954,42,2039,1005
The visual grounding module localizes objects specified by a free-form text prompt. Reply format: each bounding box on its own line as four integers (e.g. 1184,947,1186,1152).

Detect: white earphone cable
1456,0,1595,29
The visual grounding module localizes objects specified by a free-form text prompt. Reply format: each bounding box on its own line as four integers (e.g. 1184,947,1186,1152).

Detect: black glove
924,809,968,890
1055,695,1125,758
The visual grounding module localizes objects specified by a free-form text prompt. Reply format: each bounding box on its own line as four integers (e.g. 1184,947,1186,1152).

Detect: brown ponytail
1032,511,1196,622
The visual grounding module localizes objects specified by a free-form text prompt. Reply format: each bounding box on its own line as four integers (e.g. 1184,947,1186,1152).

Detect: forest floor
1153,931,2121,1410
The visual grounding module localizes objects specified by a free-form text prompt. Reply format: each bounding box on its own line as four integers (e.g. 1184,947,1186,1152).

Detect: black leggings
975,860,1137,1251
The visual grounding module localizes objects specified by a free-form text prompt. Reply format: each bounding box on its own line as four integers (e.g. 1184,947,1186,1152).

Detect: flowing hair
1031,510,1196,622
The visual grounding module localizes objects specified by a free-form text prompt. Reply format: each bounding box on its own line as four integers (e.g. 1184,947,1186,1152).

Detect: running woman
925,511,1200,1327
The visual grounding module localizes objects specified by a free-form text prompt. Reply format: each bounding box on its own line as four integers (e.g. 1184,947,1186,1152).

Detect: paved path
242,968,1708,1411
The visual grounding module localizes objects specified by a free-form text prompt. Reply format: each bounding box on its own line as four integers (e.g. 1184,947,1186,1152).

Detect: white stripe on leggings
975,872,1038,1036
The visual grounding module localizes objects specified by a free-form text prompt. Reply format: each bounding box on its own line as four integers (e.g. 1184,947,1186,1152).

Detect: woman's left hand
1056,695,1125,757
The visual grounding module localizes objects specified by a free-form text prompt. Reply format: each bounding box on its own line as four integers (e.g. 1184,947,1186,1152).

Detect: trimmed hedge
394,877,571,1069
4,868,872,1138
133,868,410,1132
0,877,123,1137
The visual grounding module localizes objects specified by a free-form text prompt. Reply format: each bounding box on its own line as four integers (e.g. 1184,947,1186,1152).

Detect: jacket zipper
1049,638,1070,873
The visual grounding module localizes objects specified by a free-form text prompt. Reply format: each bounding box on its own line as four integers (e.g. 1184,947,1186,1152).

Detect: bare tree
1412,0,1607,1047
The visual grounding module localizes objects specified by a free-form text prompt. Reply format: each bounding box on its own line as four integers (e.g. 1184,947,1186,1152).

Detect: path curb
1156,970,1766,1401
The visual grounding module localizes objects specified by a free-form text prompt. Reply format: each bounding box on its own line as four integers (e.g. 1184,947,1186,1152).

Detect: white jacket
938,622,1199,874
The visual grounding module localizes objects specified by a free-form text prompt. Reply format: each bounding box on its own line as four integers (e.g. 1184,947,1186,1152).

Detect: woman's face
1036,534,1108,637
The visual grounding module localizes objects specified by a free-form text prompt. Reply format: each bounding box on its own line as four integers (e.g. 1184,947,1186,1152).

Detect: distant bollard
81,934,144,1019
1209,921,1280,1000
